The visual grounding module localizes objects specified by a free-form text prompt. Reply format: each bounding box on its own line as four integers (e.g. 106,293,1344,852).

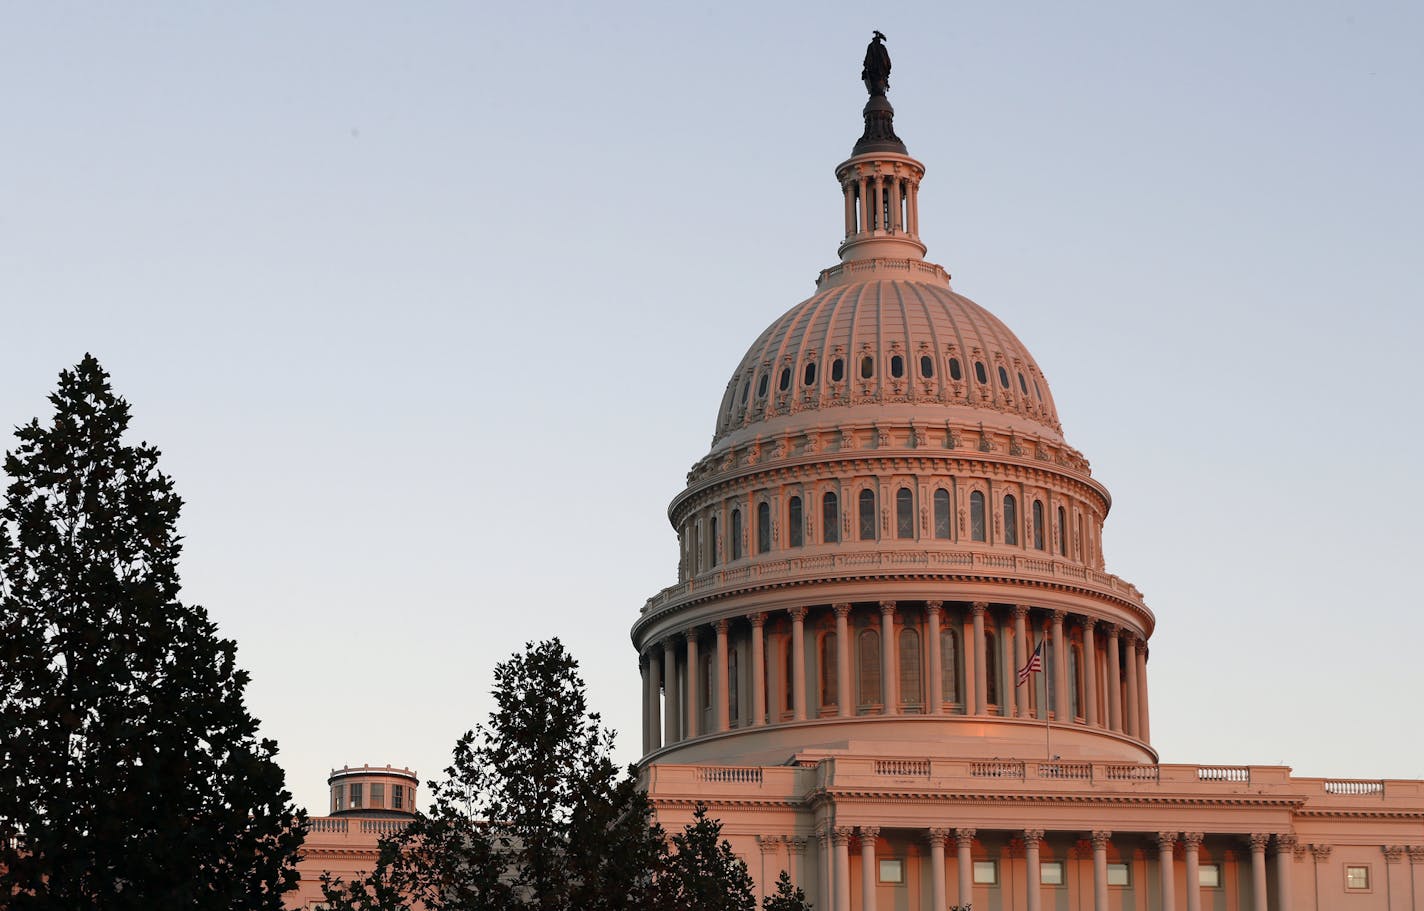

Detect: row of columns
642,601,1151,754
815,827,1296,911
842,173,920,238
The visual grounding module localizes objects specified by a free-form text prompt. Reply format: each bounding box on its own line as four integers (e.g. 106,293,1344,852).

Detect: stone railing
697,766,764,785
360,819,411,835
875,759,930,777
820,758,1292,790
308,817,350,834
642,548,1148,617
1323,778,1385,796
1196,766,1251,784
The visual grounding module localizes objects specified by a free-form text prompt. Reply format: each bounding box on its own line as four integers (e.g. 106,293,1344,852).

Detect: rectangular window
370,783,384,808
1345,865,1370,891
331,786,344,812
1106,863,1130,886
349,783,362,809
878,859,904,883
1199,864,1221,888
1040,861,1064,885
973,861,998,884
392,784,403,810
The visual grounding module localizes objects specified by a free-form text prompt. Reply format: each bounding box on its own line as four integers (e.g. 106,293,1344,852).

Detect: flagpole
1044,632,1052,761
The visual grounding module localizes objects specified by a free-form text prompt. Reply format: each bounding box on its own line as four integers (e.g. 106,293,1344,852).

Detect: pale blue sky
2,2,1421,814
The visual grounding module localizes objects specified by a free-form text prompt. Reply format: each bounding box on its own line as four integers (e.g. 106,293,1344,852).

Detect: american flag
1017,641,1044,686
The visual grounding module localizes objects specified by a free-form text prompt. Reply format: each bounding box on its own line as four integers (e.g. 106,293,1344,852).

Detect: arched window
1056,505,1067,557
895,487,913,539
933,488,951,539
970,491,986,542
757,502,771,554
730,509,743,561
1004,495,1019,546
1032,500,1045,551
860,356,875,380
858,629,881,707
940,628,958,705
757,373,769,398
778,367,791,391
822,492,839,543
858,489,876,541
804,362,817,385
710,515,719,567
948,357,962,381
919,355,934,378
898,628,922,709
890,354,905,378
740,379,750,404
831,358,845,382
788,496,804,548
1019,372,1029,395
820,632,838,708
974,361,988,384
998,366,1010,388
984,630,999,707
727,650,739,724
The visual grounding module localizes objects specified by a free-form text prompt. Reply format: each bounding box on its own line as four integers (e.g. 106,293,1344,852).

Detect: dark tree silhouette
762,869,813,911
655,803,757,911
0,355,305,908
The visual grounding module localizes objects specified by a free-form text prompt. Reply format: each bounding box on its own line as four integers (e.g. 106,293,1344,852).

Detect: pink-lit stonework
287,52,1424,911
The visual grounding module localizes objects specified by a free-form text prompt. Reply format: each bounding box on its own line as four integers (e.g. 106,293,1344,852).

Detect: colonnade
841,171,920,239
641,600,1151,754
811,827,1296,911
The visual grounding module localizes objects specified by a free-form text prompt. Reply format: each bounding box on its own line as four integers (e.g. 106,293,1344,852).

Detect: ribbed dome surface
713,278,1063,448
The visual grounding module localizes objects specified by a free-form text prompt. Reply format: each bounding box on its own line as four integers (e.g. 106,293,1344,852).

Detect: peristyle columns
1082,618,1100,727
1157,832,1177,911
926,601,943,715
1012,604,1030,718
663,637,680,743
1023,829,1044,911
1275,834,1297,911
1182,832,1203,911
860,826,880,911
954,829,975,907
1091,831,1111,911
1106,625,1123,732
1248,834,1270,911
1123,634,1140,738
879,601,897,714
714,620,730,732
647,649,663,751
1051,610,1068,720
833,603,852,716
971,602,988,715
749,613,766,727
928,828,949,911
684,631,700,738
789,606,807,721
832,827,853,911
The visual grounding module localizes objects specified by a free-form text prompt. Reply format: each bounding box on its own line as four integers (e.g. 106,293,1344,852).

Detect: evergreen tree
762,870,813,911
323,638,664,911
0,356,305,908
655,803,756,911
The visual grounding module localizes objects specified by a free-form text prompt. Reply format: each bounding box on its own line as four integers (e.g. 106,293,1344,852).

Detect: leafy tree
0,355,305,908
323,638,664,911
762,869,813,911
655,803,756,911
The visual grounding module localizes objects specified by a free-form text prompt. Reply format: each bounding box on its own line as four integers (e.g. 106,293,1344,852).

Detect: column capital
680,628,697,644
832,602,852,618
1407,845,1424,864
1011,603,1029,620
860,825,881,839
928,827,951,846
1275,833,1298,855
757,835,781,856
1247,833,1271,852
747,611,767,628
1181,832,1204,849
1023,828,1045,847
1080,616,1098,634
832,826,854,846
970,601,988,617
878,599,896,616
1090,830,1112,849
714,618,730,634
788,605,808,622
1051,609,1067,624
1382,845,1404,864
954,828,976,847
1106,623,1121,640
787,837,807,855
1309,843,1333,861
1157,832,1178,850
925,599,943,615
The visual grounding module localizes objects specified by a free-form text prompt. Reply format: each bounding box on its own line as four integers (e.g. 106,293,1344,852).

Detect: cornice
818,790,1305,810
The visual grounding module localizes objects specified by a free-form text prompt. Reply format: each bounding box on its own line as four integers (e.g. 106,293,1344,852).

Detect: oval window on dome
920,355,934,378
804,362,817,385
1018,372,1029,395
998,366,1010,388
860,356,874,380
974,362,988,384
831,358,844,382
757,373,769,398
740,379,750,405
890,355,905,378
948,358,962,381
779,367,791,392
1034,380,1043,401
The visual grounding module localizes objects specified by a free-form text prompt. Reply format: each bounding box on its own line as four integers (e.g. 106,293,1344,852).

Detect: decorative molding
954,828,976,847
1023,828,1045,847
1309,844,1333,861
1382,845,1404,863
1181,832,1204,850
1090,831,1112,850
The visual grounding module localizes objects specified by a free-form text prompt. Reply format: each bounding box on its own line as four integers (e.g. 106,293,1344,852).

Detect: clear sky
2,2,1421,815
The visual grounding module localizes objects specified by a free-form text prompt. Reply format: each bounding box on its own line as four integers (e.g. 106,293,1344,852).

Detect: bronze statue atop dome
862,30,891,96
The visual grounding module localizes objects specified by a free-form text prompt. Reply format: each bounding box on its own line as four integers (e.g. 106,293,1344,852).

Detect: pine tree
761,869,813,911
0,355,305,908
